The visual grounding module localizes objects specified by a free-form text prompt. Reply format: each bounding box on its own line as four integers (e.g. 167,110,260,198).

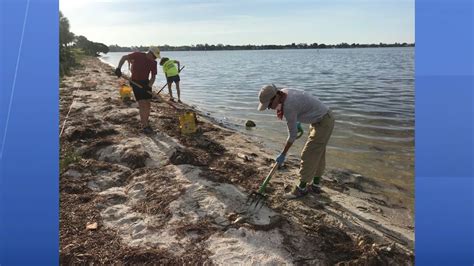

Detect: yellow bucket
119,84,132,100
179,112,197,134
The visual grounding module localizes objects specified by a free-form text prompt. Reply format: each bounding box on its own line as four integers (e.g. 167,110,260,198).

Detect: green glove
296,122,304,139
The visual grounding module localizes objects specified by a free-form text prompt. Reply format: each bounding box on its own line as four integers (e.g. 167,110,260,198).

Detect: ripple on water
101,48,414,186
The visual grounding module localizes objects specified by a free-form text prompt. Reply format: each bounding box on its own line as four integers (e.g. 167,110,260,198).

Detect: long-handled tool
156,83,168,95
246,162,279,210
120,75,153,95
120,74,178,110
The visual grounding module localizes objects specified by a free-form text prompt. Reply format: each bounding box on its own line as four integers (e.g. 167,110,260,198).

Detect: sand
60,57,414,264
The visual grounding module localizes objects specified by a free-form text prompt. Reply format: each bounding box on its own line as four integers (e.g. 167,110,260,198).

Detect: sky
60,0,414,47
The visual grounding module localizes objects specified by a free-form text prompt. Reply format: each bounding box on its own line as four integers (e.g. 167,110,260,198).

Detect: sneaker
142,126,154,134
308,184,322,194
177,99,182,103
169,98,175,102
283,185,308,199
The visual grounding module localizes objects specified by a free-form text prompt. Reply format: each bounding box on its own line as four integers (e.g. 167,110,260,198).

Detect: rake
119,74,178,110
246,163,279,210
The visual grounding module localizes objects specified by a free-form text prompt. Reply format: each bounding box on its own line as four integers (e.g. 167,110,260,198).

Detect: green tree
93,42,109,54
75,35,109,56
60,11,74,47
59,11,76,76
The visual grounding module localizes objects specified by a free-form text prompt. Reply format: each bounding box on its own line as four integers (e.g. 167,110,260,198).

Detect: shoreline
99,51,415,213
107,46,415,53
98,55,295,163
60,56,414,264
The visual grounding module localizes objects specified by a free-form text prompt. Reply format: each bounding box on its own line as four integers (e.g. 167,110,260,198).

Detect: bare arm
281,140,294,155
175,60,181,71
149,74,156,89
117,55,129,70
281,110,298,155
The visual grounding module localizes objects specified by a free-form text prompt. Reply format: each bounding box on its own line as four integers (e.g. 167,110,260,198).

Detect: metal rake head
246,191,267,211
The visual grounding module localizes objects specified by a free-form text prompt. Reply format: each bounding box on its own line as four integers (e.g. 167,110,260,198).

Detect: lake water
101,48,414,205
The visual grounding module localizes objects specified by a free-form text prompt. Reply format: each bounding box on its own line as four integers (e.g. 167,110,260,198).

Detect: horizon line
108,42,415,47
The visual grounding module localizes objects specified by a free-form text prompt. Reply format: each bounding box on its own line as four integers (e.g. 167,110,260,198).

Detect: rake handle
119,74,180,109
120,65,185,98
120,75,153,96
257,163,279,194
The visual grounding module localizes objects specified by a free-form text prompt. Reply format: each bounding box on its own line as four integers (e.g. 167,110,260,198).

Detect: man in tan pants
257,84,335,198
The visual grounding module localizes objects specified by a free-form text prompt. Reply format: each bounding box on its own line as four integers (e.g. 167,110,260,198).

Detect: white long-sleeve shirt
282,88,329,142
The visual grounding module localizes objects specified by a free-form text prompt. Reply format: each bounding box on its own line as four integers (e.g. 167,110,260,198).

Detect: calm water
101,48,414,202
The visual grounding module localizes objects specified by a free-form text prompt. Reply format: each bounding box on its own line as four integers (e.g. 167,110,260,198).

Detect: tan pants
299,110,335,183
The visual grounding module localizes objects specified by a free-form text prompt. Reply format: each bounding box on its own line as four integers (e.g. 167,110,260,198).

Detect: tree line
109,42,414,52
60,12,109,76
60,10,413,76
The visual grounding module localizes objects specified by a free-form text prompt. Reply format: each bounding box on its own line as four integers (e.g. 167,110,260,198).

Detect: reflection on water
101,48,414,205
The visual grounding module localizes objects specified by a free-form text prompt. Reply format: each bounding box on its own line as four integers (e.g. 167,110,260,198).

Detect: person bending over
115,47,161,134
257,84,335,198
159,57,181,103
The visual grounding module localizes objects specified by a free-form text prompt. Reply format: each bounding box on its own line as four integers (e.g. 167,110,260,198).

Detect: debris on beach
86,222,98,230
245,120,256,128
60,57,414,265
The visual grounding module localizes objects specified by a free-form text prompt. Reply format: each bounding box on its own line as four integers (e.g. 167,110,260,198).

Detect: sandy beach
60,57,414,264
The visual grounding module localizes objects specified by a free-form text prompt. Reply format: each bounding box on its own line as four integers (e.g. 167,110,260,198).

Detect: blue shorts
166,75,180,84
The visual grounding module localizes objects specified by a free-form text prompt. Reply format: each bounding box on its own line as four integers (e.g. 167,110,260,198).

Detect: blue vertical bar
0,0,59,264
416,0,474,265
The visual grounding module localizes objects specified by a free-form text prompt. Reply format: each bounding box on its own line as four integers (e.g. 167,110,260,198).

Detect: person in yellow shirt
159,57,181,102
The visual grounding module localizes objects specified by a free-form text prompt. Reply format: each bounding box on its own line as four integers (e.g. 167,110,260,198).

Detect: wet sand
60,57,414,264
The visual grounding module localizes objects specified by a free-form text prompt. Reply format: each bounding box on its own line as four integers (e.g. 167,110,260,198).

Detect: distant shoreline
109,43,414,53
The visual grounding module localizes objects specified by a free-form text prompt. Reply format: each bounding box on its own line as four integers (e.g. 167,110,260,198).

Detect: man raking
257,84,335,199
114,47,160,134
